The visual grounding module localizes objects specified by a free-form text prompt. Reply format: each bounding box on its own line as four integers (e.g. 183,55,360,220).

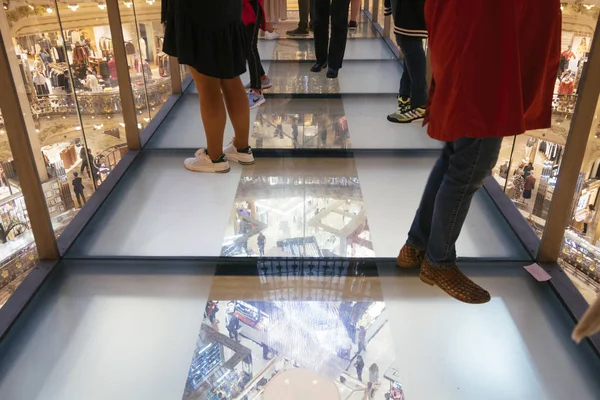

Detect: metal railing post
0,14,58,260
106,0,141,150
372,0,380,22
539,19,600,262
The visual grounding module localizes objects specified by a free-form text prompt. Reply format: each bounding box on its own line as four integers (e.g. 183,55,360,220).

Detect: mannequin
139,37,147,60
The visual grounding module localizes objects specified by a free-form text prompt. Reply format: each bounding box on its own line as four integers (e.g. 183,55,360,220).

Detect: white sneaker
264,31,280,40
184,150,230,173
224,142,255,165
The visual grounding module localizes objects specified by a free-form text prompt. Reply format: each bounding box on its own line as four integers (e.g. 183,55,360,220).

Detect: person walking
72,172,86,208
243,0,272,108
349,0,360,30
584,204,595,234
162,0,255,173
395,0,561,304
357,326,366,353
257,232,266,256
80,146,90,177
354,355,364,382
312,0,352,78
227,314,241,341
287,0,314,36
384,0,428,124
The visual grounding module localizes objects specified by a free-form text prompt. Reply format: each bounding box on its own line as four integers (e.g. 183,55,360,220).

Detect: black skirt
162,0,247,80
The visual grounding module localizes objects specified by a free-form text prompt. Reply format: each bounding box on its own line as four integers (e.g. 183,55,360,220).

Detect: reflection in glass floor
1,259,599,400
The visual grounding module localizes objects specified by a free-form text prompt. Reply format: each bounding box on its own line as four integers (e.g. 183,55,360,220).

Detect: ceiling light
98,2,106,9
123,1,132,8
46,6,53,13
67,4,79,11
584,4,595,10
146,0,155,4
28,5,34,10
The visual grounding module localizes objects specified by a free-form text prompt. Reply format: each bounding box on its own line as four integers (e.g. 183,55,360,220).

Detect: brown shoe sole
396,258,421,268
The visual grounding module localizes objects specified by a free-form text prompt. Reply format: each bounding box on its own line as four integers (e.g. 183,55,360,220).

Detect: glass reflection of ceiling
183,260,401,400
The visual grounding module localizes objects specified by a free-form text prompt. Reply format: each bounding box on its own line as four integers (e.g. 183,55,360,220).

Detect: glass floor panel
66,153,528,260
0,260,598,400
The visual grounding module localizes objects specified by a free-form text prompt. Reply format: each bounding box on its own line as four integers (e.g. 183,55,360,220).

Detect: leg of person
82,192,86,204
349,0,361,28
422,137,503,304
387,54,412,122
312,0,330,72
221,76,255,165
584,223,588,234
327,0,352,77
186,67,230,173
393,34,427,123
76,191,83,208
288,0,310,35
397,144,451,268
247,3,266,108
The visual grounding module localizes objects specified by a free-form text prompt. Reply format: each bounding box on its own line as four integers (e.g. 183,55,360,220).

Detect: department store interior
0,1,599,400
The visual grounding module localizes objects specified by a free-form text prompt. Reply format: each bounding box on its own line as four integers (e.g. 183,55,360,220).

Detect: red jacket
424,0,561,142
242,0,266,31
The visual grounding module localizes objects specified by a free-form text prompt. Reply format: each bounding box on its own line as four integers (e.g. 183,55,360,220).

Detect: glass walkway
0,11,598,400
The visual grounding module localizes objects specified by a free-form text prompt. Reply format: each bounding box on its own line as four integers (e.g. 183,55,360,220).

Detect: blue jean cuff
424,253,456,269
406,237,425,252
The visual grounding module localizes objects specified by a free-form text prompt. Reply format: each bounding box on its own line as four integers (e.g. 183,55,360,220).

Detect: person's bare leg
350,0,360,22
190,67,226,159
221,76,250,150
266,21,274,32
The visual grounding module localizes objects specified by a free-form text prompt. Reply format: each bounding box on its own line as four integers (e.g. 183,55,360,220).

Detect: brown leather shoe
420,260,491,304
397,243,425,268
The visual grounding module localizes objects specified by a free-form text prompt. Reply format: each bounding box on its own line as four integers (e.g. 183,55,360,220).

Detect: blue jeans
407,137,503,267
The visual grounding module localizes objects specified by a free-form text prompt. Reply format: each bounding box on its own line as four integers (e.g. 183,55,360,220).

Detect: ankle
233,139,249,150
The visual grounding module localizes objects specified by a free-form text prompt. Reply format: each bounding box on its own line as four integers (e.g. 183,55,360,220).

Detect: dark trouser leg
298,0,310,30
396,34,427,108
314,0,330,65
328,0,351,69
398,56,411,99
75,191,86,207
584,223,588,234
246,2,264,90
408,137,502,267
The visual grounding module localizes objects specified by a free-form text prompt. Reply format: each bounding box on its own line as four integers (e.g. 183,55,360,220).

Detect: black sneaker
326,67,339,79
287,27,309,36
311,62,327,73
349,21,358,30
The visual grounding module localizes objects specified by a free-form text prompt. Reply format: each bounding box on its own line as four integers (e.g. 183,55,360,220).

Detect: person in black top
257,232,266,256
72,172,86,208
162,0,255,173
312,0,352,79
227,314,241,341
80,146,90,177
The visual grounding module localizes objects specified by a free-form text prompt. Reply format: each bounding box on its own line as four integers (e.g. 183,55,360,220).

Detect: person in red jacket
396,0,561,304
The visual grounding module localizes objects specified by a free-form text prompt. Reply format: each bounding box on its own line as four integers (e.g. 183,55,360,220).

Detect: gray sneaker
244,76,272,90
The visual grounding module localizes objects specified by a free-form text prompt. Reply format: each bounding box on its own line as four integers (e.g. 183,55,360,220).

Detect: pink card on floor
524,263,552,282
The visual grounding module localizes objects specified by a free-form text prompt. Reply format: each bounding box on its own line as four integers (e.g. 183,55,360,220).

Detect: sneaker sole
262,83,272,89
387,116,424,124
227,156,256,166
184,164,231,173
250,97,266,109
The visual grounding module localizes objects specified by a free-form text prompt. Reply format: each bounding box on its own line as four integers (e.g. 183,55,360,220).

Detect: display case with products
561,230,600,285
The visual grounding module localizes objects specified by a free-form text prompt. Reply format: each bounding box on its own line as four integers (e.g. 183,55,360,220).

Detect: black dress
162,0,247,79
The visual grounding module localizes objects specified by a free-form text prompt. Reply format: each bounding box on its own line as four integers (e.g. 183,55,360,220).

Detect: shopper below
162,0,255,173
396,0,561,304
312,0,352,79
385,0,428,124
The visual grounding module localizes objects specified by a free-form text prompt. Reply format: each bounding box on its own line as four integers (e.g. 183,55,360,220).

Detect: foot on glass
248,89,266,109
264,30,280,40
244,76,272,91
348,20,358,30
224,141,255,165
184,151,230,173
287,27,309,36
311,62,327,73
420,260,491,304
326,67,339,79
387,106,426,123
397,243,425,268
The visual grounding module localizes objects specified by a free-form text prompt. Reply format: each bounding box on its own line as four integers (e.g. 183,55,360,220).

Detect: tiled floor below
0,260,598,400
